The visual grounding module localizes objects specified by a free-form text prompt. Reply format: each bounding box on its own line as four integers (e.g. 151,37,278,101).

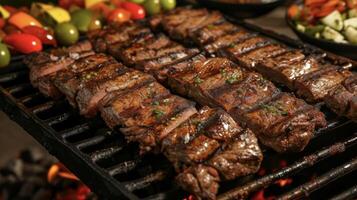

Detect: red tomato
22,26,57,46
3,33,43,54
121,2,146,20
107,8,131,23
0,18,5,29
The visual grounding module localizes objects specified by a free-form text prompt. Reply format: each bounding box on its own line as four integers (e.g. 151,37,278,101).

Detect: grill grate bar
18,92,42,104
61,123,91,139
90,146,124,162
314,118,352,138
330,185,357,200
217,133,357,200
44,112,72,126
108,159,142,176
142,189,180,200
6,83,32,94
0,70,28,83
75,135,107,150
124,170,167,192
30,101,56,114
277,157,357,200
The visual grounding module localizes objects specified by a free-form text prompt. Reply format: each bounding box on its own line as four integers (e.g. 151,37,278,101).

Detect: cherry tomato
107,8,131,23
22,26,57,46
3,33,43,54
121,2,146,20
0,18,5,29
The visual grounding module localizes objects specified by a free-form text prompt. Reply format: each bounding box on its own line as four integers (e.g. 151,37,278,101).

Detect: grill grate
1,21,357,200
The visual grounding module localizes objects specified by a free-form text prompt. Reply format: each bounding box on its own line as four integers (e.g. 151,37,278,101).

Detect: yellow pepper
0,5,10,19
8,12,43,29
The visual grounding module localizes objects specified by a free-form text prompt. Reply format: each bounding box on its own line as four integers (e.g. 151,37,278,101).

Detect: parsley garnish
261,103,288,116
152,109,165,120
194,76,203,85
152,101,160,106
226,72,240,84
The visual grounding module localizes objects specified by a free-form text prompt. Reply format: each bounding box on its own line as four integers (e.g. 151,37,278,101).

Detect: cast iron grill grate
0,22,357,200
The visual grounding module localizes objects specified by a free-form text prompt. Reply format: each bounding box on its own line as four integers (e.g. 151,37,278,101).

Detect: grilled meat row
88,16,327,153
152,7,356,122
25,42,263,199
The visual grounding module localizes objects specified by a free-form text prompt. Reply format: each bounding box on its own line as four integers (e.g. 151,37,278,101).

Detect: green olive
88,18,102,31
129,0,146,3
71,9,93,33
160,0,176,11
0,43,10,68
143,0,161,15
55,22,79,46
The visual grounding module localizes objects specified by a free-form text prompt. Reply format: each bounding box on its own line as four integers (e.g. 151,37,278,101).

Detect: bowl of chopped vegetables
286,0,357,60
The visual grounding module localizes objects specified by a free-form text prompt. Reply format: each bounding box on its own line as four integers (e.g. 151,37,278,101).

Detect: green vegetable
71,9,93,33
143,0,161,15
54,22,79,46
296,23,306,32
322,26,346,43
344,17,357,29
348,9,357,18
345,26,357,44
0,43,10,68
152,109,165,120
321,10,343,31
305,25,325,37
160,0,176,11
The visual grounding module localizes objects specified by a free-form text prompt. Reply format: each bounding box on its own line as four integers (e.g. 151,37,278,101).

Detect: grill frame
0,17,356,200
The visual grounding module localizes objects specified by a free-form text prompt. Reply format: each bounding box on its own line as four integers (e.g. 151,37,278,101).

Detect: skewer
217,133,357,200
277,157,357,200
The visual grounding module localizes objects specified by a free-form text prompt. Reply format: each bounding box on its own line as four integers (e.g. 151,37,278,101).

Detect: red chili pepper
3,33,42,54
2,5,17,15
0,18,5,29
22,26,57,46
121,2,146,20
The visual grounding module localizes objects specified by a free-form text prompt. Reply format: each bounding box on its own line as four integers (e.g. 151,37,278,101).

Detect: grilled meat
54,54,115,106
176,164,220,200
24,40,92,68
101,87,196,153
221,36,269,59
240,93,326,152
256,51,320,89
135,48,200,74
76,69,155,117
294,67,352,102
204,30,252,54
88,21,152,53
192,22,240,45
236,44,287,68
325,75,357,121
167,57,326,152
172,107,262,199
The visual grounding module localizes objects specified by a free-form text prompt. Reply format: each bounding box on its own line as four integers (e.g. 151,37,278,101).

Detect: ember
0,148,97,200
275,178,293,187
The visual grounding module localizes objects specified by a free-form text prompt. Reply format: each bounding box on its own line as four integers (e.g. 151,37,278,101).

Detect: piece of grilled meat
325,74,357,122
170,107,262,199
77,68,155,117
53,54,116,106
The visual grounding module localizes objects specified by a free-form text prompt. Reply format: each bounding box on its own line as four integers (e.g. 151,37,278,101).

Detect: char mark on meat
76,69,155,117
294,66,352,102
54,55,118,106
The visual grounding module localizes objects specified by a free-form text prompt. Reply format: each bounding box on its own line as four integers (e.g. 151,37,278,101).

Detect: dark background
1,0,56,7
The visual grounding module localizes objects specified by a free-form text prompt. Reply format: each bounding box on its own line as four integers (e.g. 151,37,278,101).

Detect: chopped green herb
194,76,203,85
261,103,288,116
152,101,160,106
152,109,165,120
228,43,235,48
220,68,227,77
226,72,240,84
